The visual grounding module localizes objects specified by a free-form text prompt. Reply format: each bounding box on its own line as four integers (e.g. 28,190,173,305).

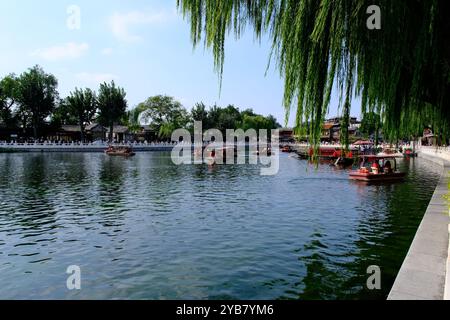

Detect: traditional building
48,123,107,142
135,125,157,142
321,117,361,142
278,128,295,143
106,125,133,143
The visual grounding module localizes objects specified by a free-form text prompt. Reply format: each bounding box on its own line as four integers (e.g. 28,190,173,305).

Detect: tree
360,112,381,145
177,0,450,146
51,99,78,127
139,95,190,139
16,65,58,139
191,102,209,124
240,114,279,132
217,105,241,132
125,103,151,134
63,88,98,142
97,81,127,143
0,74,18,127
190,103,280,133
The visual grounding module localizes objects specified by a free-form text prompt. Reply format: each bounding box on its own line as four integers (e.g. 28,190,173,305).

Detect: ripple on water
0,153,442,299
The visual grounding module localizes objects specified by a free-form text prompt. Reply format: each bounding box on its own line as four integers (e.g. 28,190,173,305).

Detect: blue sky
0,0,360,126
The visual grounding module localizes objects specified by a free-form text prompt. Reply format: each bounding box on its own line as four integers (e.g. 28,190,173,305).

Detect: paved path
388,151,450,300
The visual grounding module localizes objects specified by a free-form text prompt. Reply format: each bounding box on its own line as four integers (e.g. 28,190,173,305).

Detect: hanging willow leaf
177,0,450,148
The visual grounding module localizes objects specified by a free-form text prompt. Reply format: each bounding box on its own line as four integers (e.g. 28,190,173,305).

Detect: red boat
403,148,418,157
308,146,354,159
281,146,291,153
349,155,406,182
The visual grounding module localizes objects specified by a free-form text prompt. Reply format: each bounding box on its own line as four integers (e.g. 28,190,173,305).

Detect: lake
0,152,442,299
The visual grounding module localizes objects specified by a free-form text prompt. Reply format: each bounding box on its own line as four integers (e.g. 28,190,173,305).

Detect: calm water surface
0,152,442,299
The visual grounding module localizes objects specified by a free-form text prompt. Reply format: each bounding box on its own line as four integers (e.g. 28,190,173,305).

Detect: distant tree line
0,65,280,142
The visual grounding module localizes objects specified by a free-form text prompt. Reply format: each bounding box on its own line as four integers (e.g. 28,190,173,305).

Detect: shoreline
388,147,450,300
0,143,176,153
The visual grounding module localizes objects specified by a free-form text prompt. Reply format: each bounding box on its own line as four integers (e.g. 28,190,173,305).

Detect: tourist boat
403,148,418,157
204,146,238,165
105,146,136,157
377,147,403,158
281,145,292,153
349,155,406,182
308,146,356,159
306,146,355,166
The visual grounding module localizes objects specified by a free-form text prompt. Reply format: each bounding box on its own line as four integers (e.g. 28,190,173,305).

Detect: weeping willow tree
177,0,450,150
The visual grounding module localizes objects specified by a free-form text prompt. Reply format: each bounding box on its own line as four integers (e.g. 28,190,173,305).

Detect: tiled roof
106,126,129,134
61,125,81,133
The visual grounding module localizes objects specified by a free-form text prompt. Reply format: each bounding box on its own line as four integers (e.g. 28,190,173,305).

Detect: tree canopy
1,65,281,142
64,88,97,142
16,65,58,138
191,102,280,132
97,81,128,142
0,74,18,127
137,95,190,139
359,111,381,144
177,0,450,147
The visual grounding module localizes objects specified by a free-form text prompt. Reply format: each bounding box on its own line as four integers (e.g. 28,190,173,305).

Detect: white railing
418,145,450,162
0,141,180,149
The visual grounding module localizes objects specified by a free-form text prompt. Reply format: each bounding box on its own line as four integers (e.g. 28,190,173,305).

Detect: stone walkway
388,152,450,300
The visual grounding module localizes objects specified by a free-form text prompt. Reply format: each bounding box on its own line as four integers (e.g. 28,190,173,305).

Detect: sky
0,0,361,126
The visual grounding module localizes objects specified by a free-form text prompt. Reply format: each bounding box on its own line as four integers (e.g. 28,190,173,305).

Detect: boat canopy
353,140,374,146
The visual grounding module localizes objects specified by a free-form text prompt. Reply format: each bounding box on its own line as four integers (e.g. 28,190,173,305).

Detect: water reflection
0,153,442,299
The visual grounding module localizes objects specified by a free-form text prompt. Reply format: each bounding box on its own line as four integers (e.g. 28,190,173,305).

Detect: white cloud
31,42,89,61
101,48,113,55
75,72,119,85
109,10,175,42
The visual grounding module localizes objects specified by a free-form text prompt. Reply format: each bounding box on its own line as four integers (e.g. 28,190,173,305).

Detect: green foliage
63,88,98,141
191,102,209,123
126,103,149,133
137,95,190,139
51,99,78,127
16,65,58,138
190,103,280,132
0,74,18,126
128,99,280,139
240,113,279,132
97,81,128,142
177,0,450,148
360,111,380,138
210,105,241,132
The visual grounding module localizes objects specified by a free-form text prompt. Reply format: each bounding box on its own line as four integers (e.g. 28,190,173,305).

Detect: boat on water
308,146,356,158
306,146,355,166
403,148,418,157
377,147,403,158
105,145,136,157
281,145,292,153
349,155,406,182
203,146,238,165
